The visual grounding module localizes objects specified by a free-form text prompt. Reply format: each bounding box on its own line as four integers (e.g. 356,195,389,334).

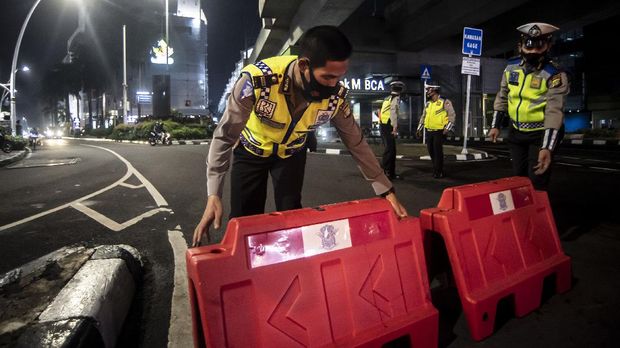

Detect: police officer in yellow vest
193,26,408,246
488,23,569,191
379,81,405,180
416,83,456,178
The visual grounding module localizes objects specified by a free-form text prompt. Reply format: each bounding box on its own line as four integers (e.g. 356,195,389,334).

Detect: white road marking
0,144,169,233
167,227,192,348
590,167,620,172
119,182,145,189
72,203,171,232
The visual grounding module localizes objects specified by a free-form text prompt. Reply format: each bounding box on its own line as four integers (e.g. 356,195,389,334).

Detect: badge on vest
256,99,276,119
509,71,520,86
530,76,542,89
315,110,333,125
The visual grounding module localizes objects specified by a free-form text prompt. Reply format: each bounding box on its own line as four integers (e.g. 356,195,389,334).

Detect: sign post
420,65,431,144
461,27,483,154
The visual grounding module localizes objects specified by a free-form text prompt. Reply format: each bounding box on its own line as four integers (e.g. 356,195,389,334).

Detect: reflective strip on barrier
187,199,438,348
420,177,571,341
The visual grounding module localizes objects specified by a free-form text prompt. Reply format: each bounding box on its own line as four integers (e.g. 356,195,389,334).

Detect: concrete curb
313,147,490,161
0,245,142,348
0,148,29,167
445,136,620,146
62,137,209,145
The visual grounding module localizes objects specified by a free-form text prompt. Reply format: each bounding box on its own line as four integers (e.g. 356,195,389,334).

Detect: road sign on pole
462,27,483,56
420,65,432,80
461,56,481,76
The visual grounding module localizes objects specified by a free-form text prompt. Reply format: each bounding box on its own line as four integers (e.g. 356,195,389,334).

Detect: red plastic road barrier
420,177,571,341
187,198,438,348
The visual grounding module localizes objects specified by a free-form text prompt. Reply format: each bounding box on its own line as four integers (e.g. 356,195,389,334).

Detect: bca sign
342,78,385,92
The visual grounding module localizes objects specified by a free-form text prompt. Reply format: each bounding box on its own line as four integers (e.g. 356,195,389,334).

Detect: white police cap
424,81,440,90
517,23,559,37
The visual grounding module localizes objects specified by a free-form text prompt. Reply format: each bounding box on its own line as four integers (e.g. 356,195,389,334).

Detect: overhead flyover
250,0,366,62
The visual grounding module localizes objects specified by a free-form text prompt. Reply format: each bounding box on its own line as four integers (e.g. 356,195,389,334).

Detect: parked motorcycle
0,131,13,153
148,131,172,146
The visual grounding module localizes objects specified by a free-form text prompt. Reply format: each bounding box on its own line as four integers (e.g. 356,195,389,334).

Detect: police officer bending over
488,22,569,191
193,26,408,246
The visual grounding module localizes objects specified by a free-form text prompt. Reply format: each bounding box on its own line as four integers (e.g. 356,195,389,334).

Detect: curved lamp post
9,0,43,135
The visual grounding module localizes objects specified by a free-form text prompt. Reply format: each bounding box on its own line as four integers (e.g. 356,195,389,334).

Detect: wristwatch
379,187,395,198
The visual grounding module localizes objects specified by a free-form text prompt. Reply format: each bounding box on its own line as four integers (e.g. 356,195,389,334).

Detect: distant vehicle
1,130,13,153
149,130,172,146
45,128,63,139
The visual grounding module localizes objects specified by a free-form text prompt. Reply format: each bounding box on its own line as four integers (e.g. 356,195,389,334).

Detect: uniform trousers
426,129,445,176
230,145,307,218
380,123,397,177
507,125,563,191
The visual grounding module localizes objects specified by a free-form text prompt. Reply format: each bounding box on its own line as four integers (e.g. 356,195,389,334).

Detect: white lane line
0,145,168,233
590,167,620,172
71,203,171,232
84,145,168,206
557,163,582,167
119,182,145,189
325,149,340,155
167,227,192,348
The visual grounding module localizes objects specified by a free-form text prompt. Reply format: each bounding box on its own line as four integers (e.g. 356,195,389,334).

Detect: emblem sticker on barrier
489,190,515,215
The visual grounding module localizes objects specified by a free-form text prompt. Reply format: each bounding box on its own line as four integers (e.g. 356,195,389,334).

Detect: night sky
0,0,260,127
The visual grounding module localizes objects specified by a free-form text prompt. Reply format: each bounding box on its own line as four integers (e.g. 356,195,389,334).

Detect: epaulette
507,56,522,66
252,74,280,89
336,85,348,99
543,60,562,75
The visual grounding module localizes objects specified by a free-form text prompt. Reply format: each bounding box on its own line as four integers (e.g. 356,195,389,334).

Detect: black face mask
300,65,339,102
522,52,545,67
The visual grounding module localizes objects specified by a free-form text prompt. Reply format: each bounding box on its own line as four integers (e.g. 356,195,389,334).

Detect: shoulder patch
549,74,563,88
240,78,254,99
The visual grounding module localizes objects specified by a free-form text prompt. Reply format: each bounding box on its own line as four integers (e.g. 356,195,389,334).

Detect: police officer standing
193,26,408,246
488,23,569,191
417,83,456,178
379,81,405,180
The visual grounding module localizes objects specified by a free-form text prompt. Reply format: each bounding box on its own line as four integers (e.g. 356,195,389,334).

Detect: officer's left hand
392,127,398,136
384,192,408,219
533,149,552,175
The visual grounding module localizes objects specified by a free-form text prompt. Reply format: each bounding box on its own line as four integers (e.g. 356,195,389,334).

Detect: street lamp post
10,0,44,135
1,67,30,110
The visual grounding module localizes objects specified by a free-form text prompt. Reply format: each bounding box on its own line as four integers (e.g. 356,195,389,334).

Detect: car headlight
56,130,63,137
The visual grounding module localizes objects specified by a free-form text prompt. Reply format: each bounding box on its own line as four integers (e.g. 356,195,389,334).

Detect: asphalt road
0,138,618,347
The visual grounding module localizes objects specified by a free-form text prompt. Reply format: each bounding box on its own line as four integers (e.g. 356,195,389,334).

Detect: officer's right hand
415,130,422,138
192,195,223,247
487,128,500,143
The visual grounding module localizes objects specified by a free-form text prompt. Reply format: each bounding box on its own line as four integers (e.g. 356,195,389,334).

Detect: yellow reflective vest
424,98,449,130
380,96,393,125
240,55,348,158
504,58,560,132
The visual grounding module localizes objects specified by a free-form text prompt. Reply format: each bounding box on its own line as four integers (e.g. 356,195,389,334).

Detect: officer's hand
192,195,223,247
443,128,449,135
488,128,500,143
392,127,398,136
384,192,408,219
533,149,552,175
415,130,422,138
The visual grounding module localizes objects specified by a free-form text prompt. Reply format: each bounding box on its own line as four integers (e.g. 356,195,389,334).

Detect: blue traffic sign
420,65,432,80
462,27,483,56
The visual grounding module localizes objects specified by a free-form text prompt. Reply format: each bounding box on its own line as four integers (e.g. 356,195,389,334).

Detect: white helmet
390,80,405,94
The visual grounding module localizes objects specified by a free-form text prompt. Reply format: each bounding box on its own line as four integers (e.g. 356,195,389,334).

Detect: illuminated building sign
342,78,385,92
151,39,174,64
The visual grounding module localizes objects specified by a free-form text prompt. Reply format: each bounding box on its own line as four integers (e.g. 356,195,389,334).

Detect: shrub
5,135,28,150
86,127,113,138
